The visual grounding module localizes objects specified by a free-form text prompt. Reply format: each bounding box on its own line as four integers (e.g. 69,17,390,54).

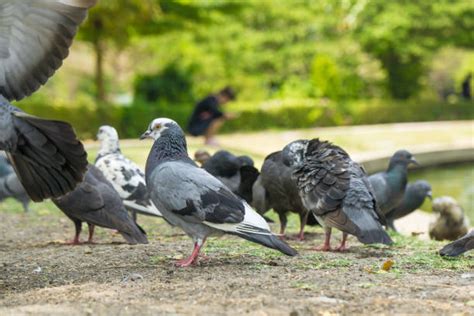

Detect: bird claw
174,258,198,268
334,245,348,252
65,239,82,245
312,244,332,251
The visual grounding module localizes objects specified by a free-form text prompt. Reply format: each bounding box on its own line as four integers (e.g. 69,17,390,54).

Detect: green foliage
134,63,195,103
355,0,474,99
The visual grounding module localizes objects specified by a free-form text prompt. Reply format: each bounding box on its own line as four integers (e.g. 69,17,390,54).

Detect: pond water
409,163,474,223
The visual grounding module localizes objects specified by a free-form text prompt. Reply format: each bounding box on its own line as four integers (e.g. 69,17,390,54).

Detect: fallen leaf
381,259,394,271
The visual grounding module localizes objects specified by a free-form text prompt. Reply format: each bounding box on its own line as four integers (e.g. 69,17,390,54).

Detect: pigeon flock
0,0,471,276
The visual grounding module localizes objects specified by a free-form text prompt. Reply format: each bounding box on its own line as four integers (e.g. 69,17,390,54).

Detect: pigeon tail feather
232,231,297,256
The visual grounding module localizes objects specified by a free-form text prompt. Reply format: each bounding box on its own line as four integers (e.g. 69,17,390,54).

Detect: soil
1,211,473,315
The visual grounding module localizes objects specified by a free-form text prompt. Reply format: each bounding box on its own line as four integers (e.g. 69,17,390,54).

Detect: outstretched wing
8,112,87,201
0,0,96,101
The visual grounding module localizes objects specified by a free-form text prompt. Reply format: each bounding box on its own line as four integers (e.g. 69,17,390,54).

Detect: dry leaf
381,259,394,271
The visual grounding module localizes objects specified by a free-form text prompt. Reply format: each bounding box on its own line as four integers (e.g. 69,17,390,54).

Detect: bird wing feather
8,111,87,201
0,0,96,101
152,162,245,224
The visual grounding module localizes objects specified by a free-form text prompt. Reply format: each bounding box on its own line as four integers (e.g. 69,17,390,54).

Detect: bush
14,95,124,139
14,96,474,140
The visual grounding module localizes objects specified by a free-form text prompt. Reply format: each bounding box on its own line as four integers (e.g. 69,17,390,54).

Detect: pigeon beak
427,191,433,200
140,131,151,140
409,158,419,166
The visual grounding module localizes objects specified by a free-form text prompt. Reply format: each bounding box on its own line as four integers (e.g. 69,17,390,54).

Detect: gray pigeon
253,150,316,240
0,152,13,177
282,139,392,251
141,118,297,267
385,180,432,231
0,171,31,213
368,150,418,215
439,230,474,257
95,125,162,220
52,165,148,245
0,0,96,201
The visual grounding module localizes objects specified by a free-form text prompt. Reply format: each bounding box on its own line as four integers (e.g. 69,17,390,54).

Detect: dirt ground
0,209,473,315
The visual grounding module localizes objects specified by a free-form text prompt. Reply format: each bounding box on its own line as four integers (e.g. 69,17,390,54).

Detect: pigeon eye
154,124,161,130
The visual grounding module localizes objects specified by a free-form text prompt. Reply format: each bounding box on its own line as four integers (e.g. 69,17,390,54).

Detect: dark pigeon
282,139,392,251
385,180,432,231
253,150,318,240
52,165,148,245
95,125,162,220
439,230,474,257
368,150,418,216
201,150,255,195
142,118,297,267
0,1,96,201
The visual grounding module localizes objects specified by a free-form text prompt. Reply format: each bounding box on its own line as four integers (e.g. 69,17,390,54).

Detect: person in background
187,86,237,146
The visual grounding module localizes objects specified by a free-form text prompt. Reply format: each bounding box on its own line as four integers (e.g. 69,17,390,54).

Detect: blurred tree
79,0,242,102
79,0,160,102
355,0,474,99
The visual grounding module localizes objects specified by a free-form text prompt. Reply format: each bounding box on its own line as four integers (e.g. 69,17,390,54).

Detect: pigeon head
97,125,118,142
237,155,254,167
432,196,463,218
281,140,309,167
412,180,432,200
97,125,120,154
389,150,418,169
140,118,181,141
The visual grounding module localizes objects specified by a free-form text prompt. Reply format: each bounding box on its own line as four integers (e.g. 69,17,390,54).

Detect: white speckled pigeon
53,164,148,245
141,118,297,267
282,139,392,251
95,125,162,220
254,150,318,240
439,230,474,257
0,0,95,202
385,180,432,231
368,150,418,215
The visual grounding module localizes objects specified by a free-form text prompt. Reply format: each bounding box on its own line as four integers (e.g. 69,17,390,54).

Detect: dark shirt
187,95,224,136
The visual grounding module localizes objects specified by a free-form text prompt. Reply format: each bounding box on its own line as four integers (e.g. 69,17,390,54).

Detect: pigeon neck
386,163,408,189
387,162,408,174
145,132,188,176
98,139,121,157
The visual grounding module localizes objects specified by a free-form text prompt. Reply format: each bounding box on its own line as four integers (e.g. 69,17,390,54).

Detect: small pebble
122,273,144,282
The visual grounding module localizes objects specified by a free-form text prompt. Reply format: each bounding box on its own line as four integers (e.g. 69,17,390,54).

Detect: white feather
95,153,145,199
122,200,162,217
203,202,272,235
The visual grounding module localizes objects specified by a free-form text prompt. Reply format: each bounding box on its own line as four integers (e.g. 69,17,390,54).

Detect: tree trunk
94,39,106,102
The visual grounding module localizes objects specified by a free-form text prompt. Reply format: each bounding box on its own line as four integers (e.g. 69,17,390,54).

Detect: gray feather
0,0,96,101
53,165,148,245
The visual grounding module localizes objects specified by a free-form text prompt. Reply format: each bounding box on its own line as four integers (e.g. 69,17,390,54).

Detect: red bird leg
87,223,95,244
175,238,205,267
297,212,310,241
313,227,332,251
335,232,348,252
66,221,82,245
